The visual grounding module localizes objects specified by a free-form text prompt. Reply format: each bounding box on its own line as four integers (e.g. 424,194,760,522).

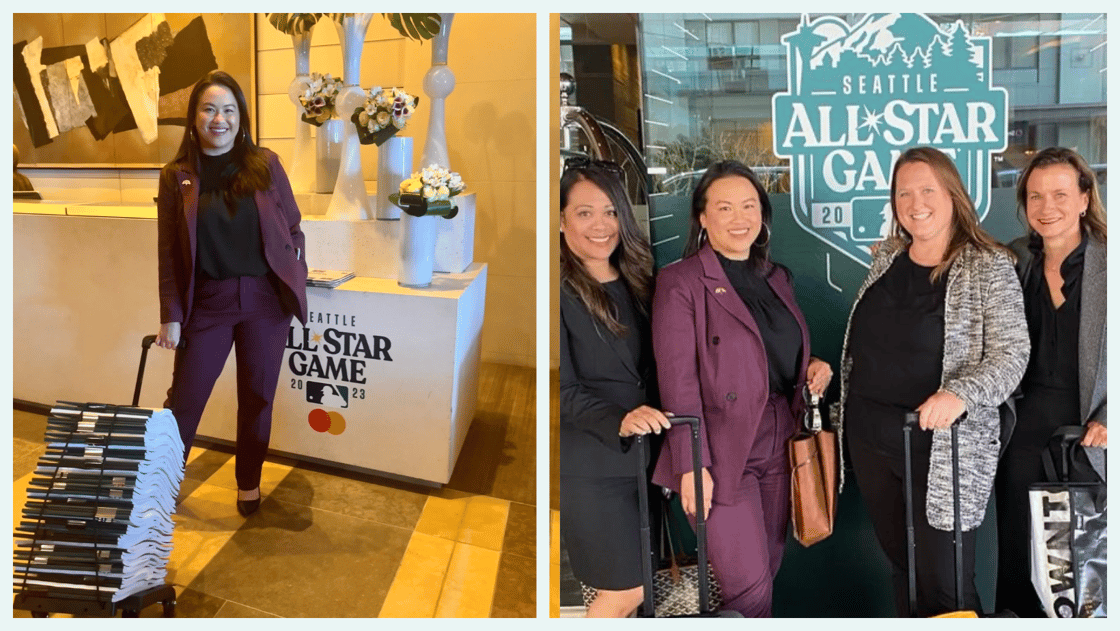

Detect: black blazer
560,284,658,478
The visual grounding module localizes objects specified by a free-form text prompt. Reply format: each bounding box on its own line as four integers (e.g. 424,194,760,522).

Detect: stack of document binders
306,269,355,289
14,402,185,605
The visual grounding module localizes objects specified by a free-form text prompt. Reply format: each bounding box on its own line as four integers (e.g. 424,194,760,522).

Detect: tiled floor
13,362,535,618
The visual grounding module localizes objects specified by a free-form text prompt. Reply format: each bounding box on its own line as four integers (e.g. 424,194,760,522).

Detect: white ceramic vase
399,13,456,288
326,14,375,220
419,13,456,170
287,28,316,194
376,136,412,220
399,213,438,287
315,118,345,193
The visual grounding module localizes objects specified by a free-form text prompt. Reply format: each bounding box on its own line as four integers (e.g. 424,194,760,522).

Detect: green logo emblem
772,13,1008,267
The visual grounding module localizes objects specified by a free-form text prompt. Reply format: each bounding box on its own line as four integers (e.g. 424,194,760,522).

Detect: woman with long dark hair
649,160,832,617
835,147,1029,616
155,70,308,516
559,159,668,617
998,147,1106,616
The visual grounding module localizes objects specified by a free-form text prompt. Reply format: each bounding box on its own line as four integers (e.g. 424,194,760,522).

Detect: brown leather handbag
788,389,839,547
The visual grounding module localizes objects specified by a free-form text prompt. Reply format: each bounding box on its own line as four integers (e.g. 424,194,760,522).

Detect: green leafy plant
380,13,442,41
271,13,442,42
266,13,323,36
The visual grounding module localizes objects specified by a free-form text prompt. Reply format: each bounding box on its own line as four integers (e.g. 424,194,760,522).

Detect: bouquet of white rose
351,86,420,146
298,73,344,126
390,164,465,219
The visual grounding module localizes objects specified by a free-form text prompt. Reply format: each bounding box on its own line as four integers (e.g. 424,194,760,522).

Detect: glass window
707,22,733,46
986,14,1044,70
639,12,1106,191
637,12,1106,268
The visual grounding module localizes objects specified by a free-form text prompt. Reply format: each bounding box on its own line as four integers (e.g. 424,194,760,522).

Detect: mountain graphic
812,13,945,68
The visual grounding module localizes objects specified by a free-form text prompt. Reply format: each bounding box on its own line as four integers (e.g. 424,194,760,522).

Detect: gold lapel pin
182,179,191,186
715,287,726,294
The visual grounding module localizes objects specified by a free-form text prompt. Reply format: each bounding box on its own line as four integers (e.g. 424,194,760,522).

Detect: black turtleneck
196,151,269,280
715,252,803,397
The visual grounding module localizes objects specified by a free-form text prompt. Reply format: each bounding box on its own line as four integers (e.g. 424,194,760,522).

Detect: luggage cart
13,335,178,618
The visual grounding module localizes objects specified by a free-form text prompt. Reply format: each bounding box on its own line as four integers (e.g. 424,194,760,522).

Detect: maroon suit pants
167,274,292,491
700,393,796,617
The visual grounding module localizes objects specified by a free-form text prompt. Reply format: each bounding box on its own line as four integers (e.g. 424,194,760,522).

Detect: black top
1016,235,1085,444
196,151,269,280
716,253,803,397
847,253,947,444
603,279,649,370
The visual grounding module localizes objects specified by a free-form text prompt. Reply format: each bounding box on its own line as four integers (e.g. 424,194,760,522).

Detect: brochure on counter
306,269,355,288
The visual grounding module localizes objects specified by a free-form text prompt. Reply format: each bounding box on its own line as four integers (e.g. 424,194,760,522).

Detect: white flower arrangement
391,164,465,218
402,165,465,203
298,72,344,126
352,86,419,146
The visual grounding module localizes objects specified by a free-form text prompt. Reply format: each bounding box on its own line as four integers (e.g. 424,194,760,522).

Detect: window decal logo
772,13,1008,267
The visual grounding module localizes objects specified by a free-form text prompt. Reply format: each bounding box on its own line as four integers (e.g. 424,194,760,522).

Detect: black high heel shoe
236,488,261,516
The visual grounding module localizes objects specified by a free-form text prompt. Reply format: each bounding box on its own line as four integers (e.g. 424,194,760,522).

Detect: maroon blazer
650,243,811,505
157,149,308,326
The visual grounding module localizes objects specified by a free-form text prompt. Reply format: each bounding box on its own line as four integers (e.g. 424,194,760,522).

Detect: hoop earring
755,223,770,247
698,227,708,249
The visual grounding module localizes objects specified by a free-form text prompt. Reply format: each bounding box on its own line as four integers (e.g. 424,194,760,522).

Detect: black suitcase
902,412,972,617
635,416,742,617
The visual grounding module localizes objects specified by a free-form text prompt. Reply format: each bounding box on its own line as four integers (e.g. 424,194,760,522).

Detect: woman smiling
834,146,1029,616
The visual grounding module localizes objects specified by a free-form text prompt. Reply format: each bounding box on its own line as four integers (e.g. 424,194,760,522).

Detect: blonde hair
889,147,1010,281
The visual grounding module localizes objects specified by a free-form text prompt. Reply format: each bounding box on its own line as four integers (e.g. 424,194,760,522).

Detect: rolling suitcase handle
1041,426,1092,483
133,335,184,407
636,416,706,617
132,336,159,407
903,412,964,616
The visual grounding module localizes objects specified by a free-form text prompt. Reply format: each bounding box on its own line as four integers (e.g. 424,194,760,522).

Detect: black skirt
560,475,644,591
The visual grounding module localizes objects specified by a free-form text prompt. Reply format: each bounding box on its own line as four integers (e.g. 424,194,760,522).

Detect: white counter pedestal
195,264,487,484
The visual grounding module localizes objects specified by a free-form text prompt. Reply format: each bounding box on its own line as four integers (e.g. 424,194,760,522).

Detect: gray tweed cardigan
833,238,1030,531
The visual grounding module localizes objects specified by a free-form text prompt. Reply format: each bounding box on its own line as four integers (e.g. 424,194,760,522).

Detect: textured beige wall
255,14,536,368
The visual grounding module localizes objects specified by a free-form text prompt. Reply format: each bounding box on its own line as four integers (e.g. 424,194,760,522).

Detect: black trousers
850,429,982,617
993,443,1048,617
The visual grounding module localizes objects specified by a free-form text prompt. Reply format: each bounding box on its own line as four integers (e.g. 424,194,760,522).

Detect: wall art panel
13,13,254,167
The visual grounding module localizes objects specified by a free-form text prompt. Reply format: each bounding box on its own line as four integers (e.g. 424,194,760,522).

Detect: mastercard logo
308,409,346,435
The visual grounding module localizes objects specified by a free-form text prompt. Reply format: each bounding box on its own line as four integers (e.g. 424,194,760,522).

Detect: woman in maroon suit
155,71,309,516
651,161,832,617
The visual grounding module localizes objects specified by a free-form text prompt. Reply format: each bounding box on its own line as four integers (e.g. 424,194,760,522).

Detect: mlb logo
306,380,349,409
